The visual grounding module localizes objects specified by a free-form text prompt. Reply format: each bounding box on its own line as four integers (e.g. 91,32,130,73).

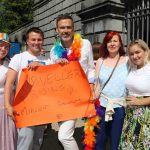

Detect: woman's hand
5,104,15,120
126,96,140,106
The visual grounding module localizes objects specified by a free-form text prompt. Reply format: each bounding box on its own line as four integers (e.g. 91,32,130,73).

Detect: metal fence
125,0,150,46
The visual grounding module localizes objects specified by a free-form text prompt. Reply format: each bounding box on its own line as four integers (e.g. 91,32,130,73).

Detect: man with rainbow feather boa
50,14,98,150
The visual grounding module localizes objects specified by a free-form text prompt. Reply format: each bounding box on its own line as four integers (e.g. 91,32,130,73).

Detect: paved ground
41,119,84,150
41,119,110,150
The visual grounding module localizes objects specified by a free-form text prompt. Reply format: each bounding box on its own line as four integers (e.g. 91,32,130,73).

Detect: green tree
0,0,33,33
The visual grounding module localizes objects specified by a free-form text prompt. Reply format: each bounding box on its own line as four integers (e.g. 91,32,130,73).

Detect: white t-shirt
9,51,51,82
0,61,9,94
126,63,150,96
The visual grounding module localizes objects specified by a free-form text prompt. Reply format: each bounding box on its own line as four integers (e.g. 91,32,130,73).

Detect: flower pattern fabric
119,106,150,150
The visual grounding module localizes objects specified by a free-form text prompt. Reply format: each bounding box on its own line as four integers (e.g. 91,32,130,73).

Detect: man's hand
56,58,69,64
27,61,44,70
89,90,96,103
89,83,96,103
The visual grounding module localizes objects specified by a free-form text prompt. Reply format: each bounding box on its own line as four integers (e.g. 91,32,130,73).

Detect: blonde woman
119,39,150,150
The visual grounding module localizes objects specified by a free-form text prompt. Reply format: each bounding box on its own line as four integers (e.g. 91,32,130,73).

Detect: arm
86,40,96,102
87,40,95,84
4,68,17,120
94,58,102,99
89,83,95,103
126,96,150,106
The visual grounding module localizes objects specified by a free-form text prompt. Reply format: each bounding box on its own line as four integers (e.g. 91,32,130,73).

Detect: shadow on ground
41,126,84,150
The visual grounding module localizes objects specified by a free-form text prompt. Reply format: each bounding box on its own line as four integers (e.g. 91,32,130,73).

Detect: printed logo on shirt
28,60,46,65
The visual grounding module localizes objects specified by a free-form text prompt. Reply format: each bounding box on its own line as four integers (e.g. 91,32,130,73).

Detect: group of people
0,14,149,150
94,32,150,150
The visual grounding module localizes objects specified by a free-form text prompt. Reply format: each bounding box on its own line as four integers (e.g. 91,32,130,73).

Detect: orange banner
13,61,96,128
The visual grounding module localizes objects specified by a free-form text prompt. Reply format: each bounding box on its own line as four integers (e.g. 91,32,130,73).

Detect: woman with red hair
94,31,128,150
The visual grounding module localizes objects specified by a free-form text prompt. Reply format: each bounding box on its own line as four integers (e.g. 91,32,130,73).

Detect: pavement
41,119,84,150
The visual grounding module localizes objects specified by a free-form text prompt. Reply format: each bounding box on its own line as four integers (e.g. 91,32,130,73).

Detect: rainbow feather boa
83,99,102,150
54,33,82,61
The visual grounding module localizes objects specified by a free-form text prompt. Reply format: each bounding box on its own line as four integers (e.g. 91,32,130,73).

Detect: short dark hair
25,27,44,42
56,14,74,28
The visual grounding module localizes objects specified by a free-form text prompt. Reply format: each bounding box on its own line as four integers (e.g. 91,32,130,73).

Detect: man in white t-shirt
4,27,51,150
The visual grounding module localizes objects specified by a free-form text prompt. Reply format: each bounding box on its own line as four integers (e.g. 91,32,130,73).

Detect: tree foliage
0,0,33,33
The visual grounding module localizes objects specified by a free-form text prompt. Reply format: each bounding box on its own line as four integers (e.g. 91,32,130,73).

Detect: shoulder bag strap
101,56,120,92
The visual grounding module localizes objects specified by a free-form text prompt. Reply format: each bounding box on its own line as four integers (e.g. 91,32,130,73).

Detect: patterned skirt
119,106,150,150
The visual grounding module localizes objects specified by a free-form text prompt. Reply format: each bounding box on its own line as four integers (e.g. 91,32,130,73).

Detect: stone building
9,0,150,59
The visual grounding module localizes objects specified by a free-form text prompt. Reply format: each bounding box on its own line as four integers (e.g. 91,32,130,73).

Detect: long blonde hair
128,39,150,69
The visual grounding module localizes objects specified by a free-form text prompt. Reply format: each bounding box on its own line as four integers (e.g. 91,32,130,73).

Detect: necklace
53,33,82,61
